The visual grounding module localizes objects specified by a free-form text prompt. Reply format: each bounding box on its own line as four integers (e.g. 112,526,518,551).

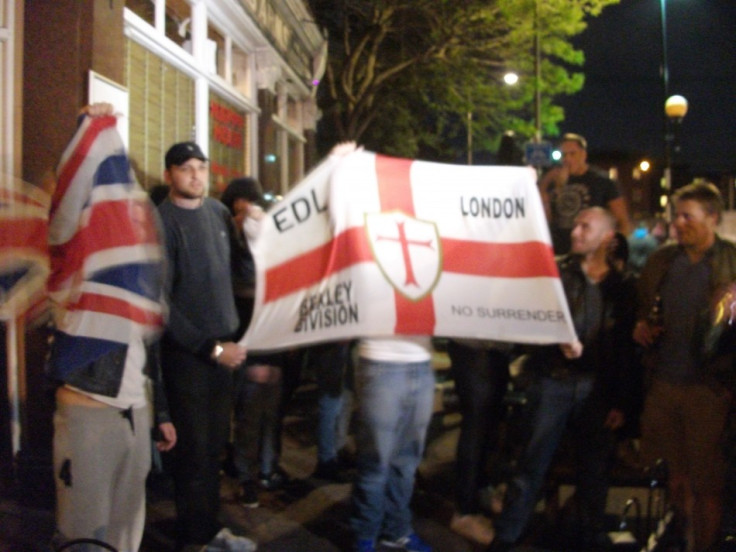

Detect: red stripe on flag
52,116,117,217
0,219,48,250
375,155,414,214
71,292,164,326
262,236,558,303
374,155,436,334
49,200,156,288
264,226,372,303
442,239,559,278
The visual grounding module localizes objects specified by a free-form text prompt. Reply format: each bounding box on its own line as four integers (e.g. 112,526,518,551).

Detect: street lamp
665,94,688,119
659,0,689,198
663,94,688,192
503,72,519,86
660,0,670,102
659,0,670,198
466,73,519,165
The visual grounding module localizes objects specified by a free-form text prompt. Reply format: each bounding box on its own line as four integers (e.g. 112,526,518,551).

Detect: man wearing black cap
157,142,256,551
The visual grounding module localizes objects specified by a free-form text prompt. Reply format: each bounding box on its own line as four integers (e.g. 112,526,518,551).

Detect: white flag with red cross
241,150,576,351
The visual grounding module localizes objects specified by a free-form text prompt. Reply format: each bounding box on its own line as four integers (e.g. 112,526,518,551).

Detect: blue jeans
495,374,610,544
350,358,435,542
311,342,352,463
232,372,282,479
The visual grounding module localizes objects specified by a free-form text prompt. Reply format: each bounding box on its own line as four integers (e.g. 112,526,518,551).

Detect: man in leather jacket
490,207,635,551
634,181,736,552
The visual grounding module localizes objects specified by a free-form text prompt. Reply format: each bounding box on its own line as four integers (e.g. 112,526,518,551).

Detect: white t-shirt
358,336,432,364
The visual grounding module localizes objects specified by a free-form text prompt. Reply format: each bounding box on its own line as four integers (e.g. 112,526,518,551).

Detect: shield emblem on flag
364,211,442,301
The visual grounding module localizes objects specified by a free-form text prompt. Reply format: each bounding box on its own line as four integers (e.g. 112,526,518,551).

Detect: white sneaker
205,527,257,552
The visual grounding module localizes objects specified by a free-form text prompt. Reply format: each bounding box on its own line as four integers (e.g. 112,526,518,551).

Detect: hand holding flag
241,150,577,351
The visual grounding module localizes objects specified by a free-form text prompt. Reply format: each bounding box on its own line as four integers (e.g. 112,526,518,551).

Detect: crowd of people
46,110,736,552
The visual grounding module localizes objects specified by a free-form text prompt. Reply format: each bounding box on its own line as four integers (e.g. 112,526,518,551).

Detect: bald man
490,207,636,552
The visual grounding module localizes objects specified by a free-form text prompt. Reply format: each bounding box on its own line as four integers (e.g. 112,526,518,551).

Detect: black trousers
161,339,233,546
448,341,510,514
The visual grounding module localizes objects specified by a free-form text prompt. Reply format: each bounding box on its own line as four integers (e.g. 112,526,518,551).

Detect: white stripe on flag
58,309,151,344
241,150,576,351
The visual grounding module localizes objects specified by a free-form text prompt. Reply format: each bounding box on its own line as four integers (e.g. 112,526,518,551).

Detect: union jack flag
0,175,50,321
47,114,165,385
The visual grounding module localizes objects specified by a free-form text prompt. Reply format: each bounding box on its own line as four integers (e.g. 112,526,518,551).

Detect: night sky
557,0,736,176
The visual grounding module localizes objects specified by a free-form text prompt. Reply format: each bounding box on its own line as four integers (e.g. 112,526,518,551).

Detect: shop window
125,0,190,47
0,0,13,178
288,137,302,188
125,39,195,191
260,123,281,197
209,95,247,195
164,0,191,47
232,44,251,97
126,0,154,26
286,97,301,133
207,25,225,78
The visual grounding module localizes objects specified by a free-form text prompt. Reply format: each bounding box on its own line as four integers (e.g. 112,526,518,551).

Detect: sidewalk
140,381,484,552
0,382,485,552
0,379,653,552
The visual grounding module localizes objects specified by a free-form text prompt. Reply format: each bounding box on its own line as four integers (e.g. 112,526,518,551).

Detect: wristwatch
212,342,224,361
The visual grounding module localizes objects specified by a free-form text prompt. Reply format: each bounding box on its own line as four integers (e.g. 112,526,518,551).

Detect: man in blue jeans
309,341,354,481
350,336,435,552
489,207,635,551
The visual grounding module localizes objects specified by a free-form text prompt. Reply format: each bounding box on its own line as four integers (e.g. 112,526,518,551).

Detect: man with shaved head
490,207,636,551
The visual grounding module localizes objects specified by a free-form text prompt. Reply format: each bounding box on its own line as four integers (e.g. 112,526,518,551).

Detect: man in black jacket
490,207,636,551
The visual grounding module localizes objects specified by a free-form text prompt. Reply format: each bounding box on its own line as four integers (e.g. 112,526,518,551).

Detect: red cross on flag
241,149,576,351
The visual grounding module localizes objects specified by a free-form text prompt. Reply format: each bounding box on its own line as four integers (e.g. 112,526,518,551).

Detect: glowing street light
467,72,519,165
659,0,688,198
663,94,688,191
503,72,519,86
665,94,688,120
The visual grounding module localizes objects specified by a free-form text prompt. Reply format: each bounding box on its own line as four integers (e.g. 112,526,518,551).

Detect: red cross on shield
365,210,442,301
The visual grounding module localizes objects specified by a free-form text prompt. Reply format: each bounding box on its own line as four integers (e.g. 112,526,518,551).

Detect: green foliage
310,0,619,161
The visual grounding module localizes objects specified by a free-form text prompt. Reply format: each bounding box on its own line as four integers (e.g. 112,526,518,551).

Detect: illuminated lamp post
466,72,519,165
663,94,688,194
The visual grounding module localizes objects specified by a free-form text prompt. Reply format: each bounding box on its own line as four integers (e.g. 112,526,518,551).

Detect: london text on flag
47,114,164,384
241,150,576,351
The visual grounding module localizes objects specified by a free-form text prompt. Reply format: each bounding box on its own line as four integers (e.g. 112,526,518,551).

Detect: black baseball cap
165,142,207,169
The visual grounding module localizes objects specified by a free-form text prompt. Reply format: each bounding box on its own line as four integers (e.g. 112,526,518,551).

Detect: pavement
0,378,657,552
